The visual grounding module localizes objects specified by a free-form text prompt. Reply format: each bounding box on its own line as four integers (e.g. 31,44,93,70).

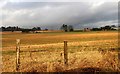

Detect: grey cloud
2,2,118,29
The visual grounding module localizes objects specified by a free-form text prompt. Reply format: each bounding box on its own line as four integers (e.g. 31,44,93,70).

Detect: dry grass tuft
16,50,119,72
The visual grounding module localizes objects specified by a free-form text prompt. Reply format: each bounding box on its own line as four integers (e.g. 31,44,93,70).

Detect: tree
68,25,74,32
111,25,116,27
92,28,101,31
1,26,5,31
61,24,68,32
37,27,41,30
32,27,37,31
21,29,32,33
104,25,111,30
32,27,41,31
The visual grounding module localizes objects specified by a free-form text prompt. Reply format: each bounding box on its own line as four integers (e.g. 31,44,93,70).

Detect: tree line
0,26,42,33
0,24,74,32
60,24,118,32
91,25,118,31
0,24,118,33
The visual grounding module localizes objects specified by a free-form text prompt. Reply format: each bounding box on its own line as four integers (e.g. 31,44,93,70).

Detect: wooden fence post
64,40,68,66
16,39,20,71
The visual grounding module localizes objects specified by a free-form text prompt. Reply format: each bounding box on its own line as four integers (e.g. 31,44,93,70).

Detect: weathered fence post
64,40,68,66
16,39,20,71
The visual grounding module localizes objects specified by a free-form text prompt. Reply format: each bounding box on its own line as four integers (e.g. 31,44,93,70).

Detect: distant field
2,31,118,47
2,31,119,72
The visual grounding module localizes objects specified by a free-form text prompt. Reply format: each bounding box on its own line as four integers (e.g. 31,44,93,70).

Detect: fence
16,39,68,71
15,39,119,72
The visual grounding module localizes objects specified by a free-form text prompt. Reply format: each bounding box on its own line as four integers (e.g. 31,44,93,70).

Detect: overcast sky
0,0,118,29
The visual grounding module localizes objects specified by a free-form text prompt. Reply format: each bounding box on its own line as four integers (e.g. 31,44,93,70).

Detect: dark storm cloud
1,2,118,29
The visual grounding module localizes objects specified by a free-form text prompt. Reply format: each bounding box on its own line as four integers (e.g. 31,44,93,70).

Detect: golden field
1,31,119,72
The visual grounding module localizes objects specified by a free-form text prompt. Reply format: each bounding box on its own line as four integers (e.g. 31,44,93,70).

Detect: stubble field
1,31,119,72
